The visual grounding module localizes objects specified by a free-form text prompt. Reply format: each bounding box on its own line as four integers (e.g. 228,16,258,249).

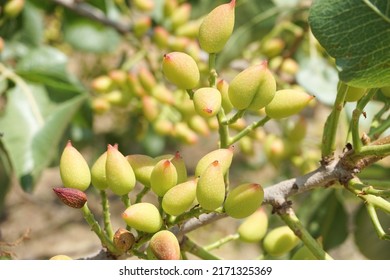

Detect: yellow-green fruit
92,97,111,114
149,230,181,260
126,154,156,186
217,79,233,114
173,122,199,144
193,87,222,118
162,178,197,216
171,151,188,184
381,86,390,97
343,83,367,102
196,160,225,211
49,255,72,260
291,246,317,260
286,117,307,142
91,75,113,93
265,89,314,119
152,84,174,105
198,0,236,53
122,203,162,233
133,0,154,12
163,0,177,17
142,96,160,122
91,151,108,190
4,0,24,18
195,147,234,176
239,136,254,156
138,67,156,92
224,183,264,219
150,159,178,197
60,141,91,191
134,16,152,38
175,19,202,38
170,3,191,30
260,37,285,58
238,208,268,243
153,26,169,49
162,52,200,89
263,226,300,256
188,115,211,136
106,145,136,196
228,61,276,111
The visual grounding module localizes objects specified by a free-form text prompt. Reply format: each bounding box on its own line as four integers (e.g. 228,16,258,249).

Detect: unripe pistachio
198,0,236,53
344,85,367,102
195,147,234,177
105,90,127,106
193,87,222,118
149,230,181,260
263,134,289,167
162,52,200,89
53,187,87,209
49,255,72,260
265,89,314,119
60,141,91,191
170,3,191,30
162,178,197,216
175,19,202,38
150,159,178,197
106,144,136,196
91,151,108,190
291,245,316,260
228,61,276,111
173,122,199,144
188,115,210,136
91,75,113,93
153,27,169,49
4,0,25,18
142,96,160,122
153,118,174,136
163,0,178,17
263,226,300,256
381,86,390,97
217,79,233,114
138,67,156,92
109,69,128,87
260,37,285,58
286,116,307,142
168,36,191,52
122,203,162,233
113,228,135,253
134,16,152,38
224,183,264,219
152,84,174,105
281,58,299,76
126,154,156,186
238,208,268,243
91,97,111,115
239,136,254,156
171,151,187,184
133,0,154,12
196,160,225,211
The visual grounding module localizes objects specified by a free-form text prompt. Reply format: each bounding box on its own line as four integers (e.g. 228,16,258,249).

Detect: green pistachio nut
171,151,188,184
239,136,254,156
142,96,160,122
193,87,222,118
91,75,113,93
238,208,268,243
106,144,136,196
152,84,175,105
134,16,152,38
153,27,169,49
286,116,307,142
198,0,236,53
122,203,162,233
4,0,25,18
263,226,300,257
91,151,108,190
196,160,225,211
149,230,181,260
170,3,191,30
163,0,177,17
381,86,390,97
138,67,157,92
217,79,233,114
133,0,154,12
126,154,156,186
150,159,178,197
173,122,199,144
224,183,264,219
265,89,314,119
60,141,91,191
340,81,367,102
162,178,197,216
175,19,202,38
162,52,200,89
228,61,276,111
188,115,211,136
195,147,234,177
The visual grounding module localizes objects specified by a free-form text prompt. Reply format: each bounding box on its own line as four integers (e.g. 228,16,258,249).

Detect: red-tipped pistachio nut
149,230,181,260
122,203,163,233
150,159,178,197
193,87,222,118
195,147,234,177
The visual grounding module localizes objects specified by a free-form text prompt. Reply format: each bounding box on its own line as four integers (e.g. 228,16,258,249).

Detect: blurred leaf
0,142,11,213
309,0,390,88
358,163,390,181
63,18,120,53
296,56,339,106
21,1,44,46
0,83,87,191
300,189,348,250
354,204,390,259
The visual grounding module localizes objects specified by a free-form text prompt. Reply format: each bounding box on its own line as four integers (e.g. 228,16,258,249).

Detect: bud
228,61,276,111
91,75,113,93
4,0,25,18
217,79,233,114
195,147,234,177
150,159,178,197
198,0,236,53
126,154,156,186
113,228,135,253
149,230,181,260
196,160,225,211
265,89,314,119
193,87,222,118
106,144,136,196
262,226,300,256
122,203,162,233
91,151,108,190
171,151,187,184
53,187,87,209
170,3,191,30
162,52,200,89
49,255,72,260
162,178,197,216
238,208,268,243
60,141,91,191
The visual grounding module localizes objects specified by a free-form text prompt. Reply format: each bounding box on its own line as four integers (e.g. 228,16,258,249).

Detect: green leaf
354,204,390,259
309,0,390,88
63,18,120,53
21,1,44,46
0,83,87,191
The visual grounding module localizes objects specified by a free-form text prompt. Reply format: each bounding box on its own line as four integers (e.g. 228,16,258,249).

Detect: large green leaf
309,0,390,88
21,1,44,46
0,83,87,191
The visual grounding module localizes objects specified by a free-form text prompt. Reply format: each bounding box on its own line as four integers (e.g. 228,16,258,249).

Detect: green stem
279,208,333,260
321,81,348,162
355,143,390,158
186,89,194,100
217,109,230,148
362,186,390,198
369,116,390,140
100,190,114,240
222,109,246,125
169,206,206,225
228,116,270,146
181,237,221,260
135,185,150,203
365,204,390,240
204,233,239,251
131,249,149,259
81,203,120,254
208,53,218,87
121,194,131,208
